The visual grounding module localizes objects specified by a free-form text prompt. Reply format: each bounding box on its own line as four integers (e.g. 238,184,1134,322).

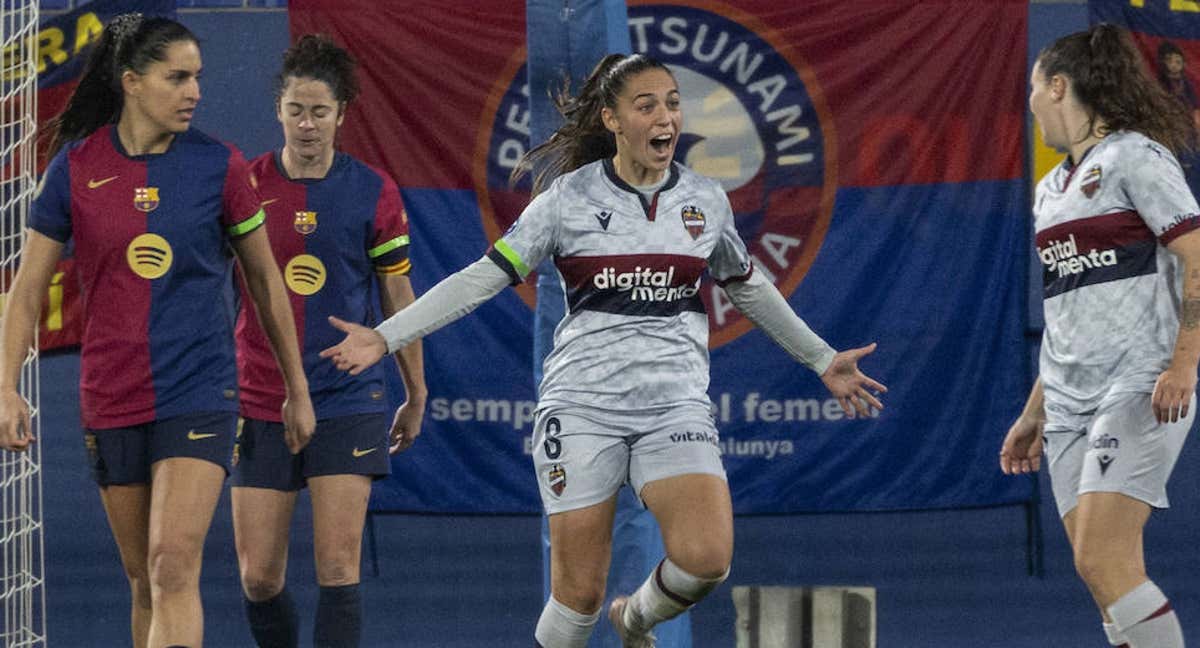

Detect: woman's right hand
0,389,33,452
999,414,1044,475
319,316,389,376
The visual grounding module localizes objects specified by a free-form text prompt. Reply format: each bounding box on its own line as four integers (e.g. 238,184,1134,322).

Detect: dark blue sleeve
28,150,72,242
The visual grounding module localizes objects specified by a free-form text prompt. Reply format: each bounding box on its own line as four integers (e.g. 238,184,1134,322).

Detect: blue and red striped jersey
29,125,265,429
236,151,410,421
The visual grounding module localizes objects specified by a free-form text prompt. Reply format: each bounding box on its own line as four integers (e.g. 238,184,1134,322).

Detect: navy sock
314,583,362,648
245,588,299,648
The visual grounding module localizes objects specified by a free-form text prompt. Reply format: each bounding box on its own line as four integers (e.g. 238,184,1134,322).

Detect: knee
315,538,361,587
240,567,286,602
148,541,201,595
667,538,732,581
552,573,607,615
1073,546,1133,591
315,561,359,588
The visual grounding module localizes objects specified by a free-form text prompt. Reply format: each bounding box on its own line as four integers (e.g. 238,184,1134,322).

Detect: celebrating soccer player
321,53,884,647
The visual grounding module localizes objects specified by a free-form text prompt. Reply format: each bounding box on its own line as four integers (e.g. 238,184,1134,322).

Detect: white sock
626,559,728,633
1107,581,1185,648
534,595,599,648
1103,621,1129,646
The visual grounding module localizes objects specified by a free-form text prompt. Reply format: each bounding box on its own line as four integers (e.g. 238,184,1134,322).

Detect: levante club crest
473,2,835,348
547,464,566,496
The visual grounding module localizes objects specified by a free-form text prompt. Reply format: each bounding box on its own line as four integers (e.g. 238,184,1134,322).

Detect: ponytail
1038,23,1196,156
45,14,197,159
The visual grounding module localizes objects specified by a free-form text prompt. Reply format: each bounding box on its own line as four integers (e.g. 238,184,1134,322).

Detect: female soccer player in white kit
1002,24,1199,648
321,54,886,647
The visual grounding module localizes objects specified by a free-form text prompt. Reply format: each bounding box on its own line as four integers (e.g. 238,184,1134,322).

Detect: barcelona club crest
133,187,159,212
294,210,318,235
1080,165,1102,199
547,464,566,497
681,205,705,240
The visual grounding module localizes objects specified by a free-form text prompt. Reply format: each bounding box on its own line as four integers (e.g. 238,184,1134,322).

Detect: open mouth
650,133,674,155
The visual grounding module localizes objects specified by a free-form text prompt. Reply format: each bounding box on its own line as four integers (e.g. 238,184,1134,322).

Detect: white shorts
531,404,727,515
1044,391,1193,517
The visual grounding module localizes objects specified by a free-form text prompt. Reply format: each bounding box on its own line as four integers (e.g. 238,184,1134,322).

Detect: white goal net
0,1,46,646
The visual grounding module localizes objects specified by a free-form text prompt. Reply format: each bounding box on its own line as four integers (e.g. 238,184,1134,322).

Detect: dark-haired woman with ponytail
229,34,425,648
1002,24,1199,648
321,53,884,647
0,14,315,648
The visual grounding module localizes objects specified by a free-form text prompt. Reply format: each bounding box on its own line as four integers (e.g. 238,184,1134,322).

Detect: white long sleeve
375,256,511,353
723,270,836,375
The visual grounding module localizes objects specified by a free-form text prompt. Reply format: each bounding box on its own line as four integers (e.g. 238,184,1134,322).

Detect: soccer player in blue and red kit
230,35,426,648
0,14,315,648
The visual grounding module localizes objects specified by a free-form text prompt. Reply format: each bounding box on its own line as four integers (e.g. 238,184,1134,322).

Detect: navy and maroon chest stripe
1037,210,1156,298
556,254,706,317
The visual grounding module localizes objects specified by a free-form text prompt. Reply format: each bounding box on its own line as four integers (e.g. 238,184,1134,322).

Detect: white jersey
1035,130,1200,427
488,159,753,413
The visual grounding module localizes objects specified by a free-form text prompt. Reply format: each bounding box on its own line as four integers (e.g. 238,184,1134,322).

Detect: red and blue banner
290,0,1034,513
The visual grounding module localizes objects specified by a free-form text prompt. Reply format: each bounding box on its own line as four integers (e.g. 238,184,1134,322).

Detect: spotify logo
285,254,326,296
125,234,173,279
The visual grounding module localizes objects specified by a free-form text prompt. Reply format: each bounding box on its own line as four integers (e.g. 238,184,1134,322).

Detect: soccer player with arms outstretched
321,54,884,648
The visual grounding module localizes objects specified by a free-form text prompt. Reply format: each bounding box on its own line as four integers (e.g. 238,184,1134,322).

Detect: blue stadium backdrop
285,0,1036,515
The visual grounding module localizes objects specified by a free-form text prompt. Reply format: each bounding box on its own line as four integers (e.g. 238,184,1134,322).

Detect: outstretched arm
723,271,886,418
321,256,510,375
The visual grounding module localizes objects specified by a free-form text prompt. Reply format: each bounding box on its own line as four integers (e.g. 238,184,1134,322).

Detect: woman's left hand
388,398,426,454
281,392,316,454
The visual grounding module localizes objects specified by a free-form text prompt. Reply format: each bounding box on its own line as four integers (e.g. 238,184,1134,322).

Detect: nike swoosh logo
352,447,377,458
261,198,279,207
187,430,218,441
87,176,119,189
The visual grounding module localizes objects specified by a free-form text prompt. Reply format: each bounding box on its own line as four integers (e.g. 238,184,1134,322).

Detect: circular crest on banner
472,1,836,348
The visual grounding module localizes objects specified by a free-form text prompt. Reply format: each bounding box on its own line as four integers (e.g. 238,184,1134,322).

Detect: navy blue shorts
84,411,238,487
231,413,390,491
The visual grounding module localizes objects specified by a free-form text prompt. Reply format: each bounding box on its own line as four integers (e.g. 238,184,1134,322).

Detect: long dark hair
511,53,674,195
1037,23,1196,156
46,14,198,158
276,34,359,108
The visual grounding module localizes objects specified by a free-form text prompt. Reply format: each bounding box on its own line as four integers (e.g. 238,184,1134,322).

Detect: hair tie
109,13,144,44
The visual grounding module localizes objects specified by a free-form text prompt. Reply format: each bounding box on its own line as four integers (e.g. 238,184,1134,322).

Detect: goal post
0,1,47,646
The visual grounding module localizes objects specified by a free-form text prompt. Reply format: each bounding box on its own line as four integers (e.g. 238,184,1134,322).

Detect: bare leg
99,484,152,648
145,457,224,648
